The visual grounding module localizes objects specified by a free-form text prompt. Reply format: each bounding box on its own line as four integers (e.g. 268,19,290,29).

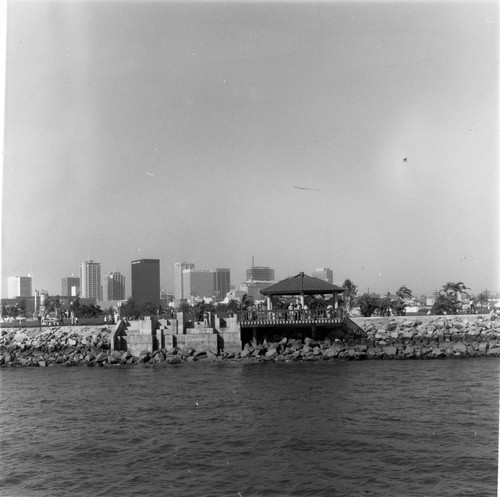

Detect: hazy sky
1,0,498,298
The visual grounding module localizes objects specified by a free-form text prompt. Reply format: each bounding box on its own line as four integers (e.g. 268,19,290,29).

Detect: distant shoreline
1,313,500,367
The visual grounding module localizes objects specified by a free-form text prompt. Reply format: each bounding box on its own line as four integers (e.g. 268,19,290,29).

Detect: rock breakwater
347,314,500,359
1,315,500,367
0,326,112,367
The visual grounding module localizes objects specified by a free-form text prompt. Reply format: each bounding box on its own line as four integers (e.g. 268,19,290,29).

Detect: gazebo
260,272,344,310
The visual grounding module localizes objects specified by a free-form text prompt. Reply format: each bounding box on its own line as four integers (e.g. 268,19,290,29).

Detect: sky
1,0,498,299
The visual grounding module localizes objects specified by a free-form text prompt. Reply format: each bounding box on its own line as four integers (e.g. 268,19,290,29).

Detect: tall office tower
7,276,32,298
131,259,160,306
312,268,333,284
214,268,231,299
61,277,80,297
246,266,275,282
174,262,195,299
102,272,125,301
182,269,215,299
79,260,102,300
243,262,275,300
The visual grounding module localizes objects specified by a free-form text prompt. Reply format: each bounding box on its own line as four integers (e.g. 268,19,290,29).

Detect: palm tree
435,282,470,314
396,285,412,301
240,294,254,310
226,299,240,315
342,279,358,312
442,282,469,298
394,285,413,316
476,291,489,309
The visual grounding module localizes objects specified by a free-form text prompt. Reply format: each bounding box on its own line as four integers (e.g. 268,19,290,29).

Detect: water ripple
0,359,498,497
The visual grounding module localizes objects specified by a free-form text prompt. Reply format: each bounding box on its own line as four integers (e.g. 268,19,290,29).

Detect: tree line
343,280,491,317
1,282,493,320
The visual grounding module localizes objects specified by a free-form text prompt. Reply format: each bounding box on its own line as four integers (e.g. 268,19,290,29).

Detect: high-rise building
243,263,275,299
7,276,32,298
131,259,160,306
102,272,125,301
174,262,195,300
182,269,215,299
214,268,231,299
61,277,80,297
312,268,333,284
80,260,102,300
246,266,275,282
240,280,275,300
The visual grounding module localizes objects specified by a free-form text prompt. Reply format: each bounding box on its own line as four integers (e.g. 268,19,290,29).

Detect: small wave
0,360,498,497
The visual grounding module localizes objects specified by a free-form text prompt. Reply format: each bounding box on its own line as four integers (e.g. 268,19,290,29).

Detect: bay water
1,358,498,497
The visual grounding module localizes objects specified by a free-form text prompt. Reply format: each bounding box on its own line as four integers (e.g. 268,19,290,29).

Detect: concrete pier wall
109,312,242,356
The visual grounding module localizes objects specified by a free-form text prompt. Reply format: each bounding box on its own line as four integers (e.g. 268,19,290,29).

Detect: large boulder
302,345,313,354
403,345,415,356
108,355,120,364
324,342,344,358
153,351,166,363
386,322,397,332
95,352,108,363
431,348,445,358
366,347,382,358
166,355,182,364
478,342,488,354
121,351,132,363
452,343,468,354
353,344,368,353
382,346,398,357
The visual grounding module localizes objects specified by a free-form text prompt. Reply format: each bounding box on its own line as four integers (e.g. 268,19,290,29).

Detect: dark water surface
1,359,498,497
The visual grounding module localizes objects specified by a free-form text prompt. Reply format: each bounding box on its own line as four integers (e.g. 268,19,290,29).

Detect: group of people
245,303,343,322
36,311,79,327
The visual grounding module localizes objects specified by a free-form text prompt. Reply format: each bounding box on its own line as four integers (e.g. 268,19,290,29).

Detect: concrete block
218,332,242,354
175,334,218,354
127,335,155,356
187,327,215,335
164,335,177,349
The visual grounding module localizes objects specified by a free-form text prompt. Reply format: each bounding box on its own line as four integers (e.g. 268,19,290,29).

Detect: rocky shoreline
1,314,500,367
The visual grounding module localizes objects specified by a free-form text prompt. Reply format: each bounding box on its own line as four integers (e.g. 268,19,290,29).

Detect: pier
238,308,344,327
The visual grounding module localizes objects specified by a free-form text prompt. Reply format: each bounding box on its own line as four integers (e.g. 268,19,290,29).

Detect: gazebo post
300,272,305,307
311,324,317,340
267,296,272,311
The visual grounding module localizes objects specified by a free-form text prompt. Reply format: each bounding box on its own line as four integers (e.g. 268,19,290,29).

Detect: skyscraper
174,262,195,300
61,277,80,297
214,268,231,299
243,263,275,299
312,268,333,284
182,269,215,299
7,276,32,298
80,260,101,300
102,272,125,301
131,259,160,306
246,266,275,282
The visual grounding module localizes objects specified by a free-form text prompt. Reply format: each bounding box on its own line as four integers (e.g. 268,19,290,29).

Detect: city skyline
2,257,497,301
1,1,498,300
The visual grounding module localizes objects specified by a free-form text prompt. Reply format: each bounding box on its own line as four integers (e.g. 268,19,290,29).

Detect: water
1,359,498,497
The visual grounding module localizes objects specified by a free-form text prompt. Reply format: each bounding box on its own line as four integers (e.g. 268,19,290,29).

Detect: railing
238,309,344,326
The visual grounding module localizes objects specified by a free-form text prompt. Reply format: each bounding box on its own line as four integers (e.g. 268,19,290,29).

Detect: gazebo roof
260,273,344,296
